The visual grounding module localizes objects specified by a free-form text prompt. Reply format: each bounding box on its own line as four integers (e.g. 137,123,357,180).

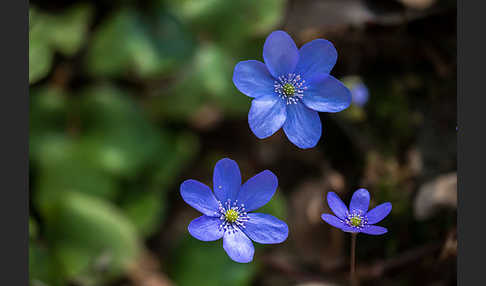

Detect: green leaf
168,0,286,44
85,9,194,78
46,3,94,57
30,240,62,286
29,217,38,240
119,131,199,236
151,43,249,120
85,9,145,77
32,135,120,222
29,86,69,162
29,4,94,84
29,8,53,84
77,84,164,177
45,192,141,283
170,236,258,286
120,190,164,237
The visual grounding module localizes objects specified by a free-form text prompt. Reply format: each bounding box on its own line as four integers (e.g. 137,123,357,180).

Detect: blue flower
351,82,369,107
233,30,352,149
321,188,392,235
180,158,289,263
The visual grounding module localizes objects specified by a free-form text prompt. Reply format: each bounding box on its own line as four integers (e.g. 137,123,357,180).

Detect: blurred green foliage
170,236,259,286
29,0,286,285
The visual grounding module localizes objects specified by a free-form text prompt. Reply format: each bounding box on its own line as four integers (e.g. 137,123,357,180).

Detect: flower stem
350,233,359,286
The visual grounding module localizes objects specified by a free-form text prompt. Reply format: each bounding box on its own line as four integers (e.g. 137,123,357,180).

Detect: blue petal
366,202,392,224
249,93,287,139
213,158,242,202
223,228,255,263
236,170,278,212
233,60,275,98
321,214,348,230
295,39,337,79
242,213,288,244
188,215,223,241
360,225,388,235
326,192,348,220
340,225,360,233
282,102,322,149
349,188,370,214
302,75,352,113
263,30,299,78
180,179,220,216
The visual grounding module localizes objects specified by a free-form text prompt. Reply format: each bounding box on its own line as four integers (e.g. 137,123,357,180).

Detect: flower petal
321,214,348,230
188,215,224,241
180,179,220,216
282,102,322,149
213,158,242,202
302,75,352,113
295,39,337,79
349,188,370,214
366,202,392,224
340,225,360,233
249,93,287,139
242,213,288,244
263,30,299,78
236,170,278,212
360,225,388,235
326,192,348,220
223,228,255,263
233,60,275,98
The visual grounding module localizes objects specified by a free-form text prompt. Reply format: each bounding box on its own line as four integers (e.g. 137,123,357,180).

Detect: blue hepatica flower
321,188,392,235
351,82,369,107
233,30,352,149
180,158,289,263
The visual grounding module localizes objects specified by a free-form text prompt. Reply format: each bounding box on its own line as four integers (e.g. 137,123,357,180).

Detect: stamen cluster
344,210,368,230
274,73,308,105
217,199,250,234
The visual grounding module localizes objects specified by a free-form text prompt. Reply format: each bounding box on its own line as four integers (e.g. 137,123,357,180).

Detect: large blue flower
321,188,392,235
180,158,289,263
233,30,352,149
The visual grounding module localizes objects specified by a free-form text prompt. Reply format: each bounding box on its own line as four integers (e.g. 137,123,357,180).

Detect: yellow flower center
225,209,239,223
282,83,296,96
350,216,362,227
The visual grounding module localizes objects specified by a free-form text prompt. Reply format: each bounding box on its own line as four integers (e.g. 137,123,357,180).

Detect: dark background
28,0,457,285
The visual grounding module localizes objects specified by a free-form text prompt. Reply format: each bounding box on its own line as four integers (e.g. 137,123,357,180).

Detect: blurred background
28,0,457,285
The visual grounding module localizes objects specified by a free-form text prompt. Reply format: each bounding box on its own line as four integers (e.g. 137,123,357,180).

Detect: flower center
225,209,239,223
216,199,250,233
350,216,362,227
282,83,296,96
345,211,367,229
274,73,308,105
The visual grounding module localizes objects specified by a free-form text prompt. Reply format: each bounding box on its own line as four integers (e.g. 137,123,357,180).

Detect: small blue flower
233,30,352,149
321,188,392,235
180,158,289,263
351,82,369,107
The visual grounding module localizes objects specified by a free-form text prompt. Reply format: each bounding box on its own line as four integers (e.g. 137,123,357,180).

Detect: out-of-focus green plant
167,0,285,45
170,236,259,286
29,4,94,84
85,8,195,79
